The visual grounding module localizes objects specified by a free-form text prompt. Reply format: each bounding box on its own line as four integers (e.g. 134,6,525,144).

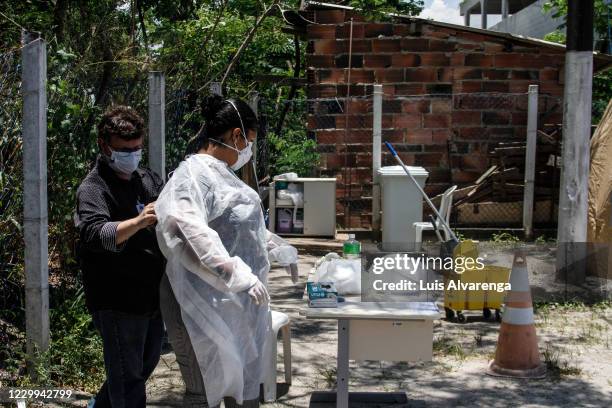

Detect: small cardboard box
307,281,338,307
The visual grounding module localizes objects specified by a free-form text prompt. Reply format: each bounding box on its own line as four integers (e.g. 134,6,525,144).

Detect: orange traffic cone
487,248,546,378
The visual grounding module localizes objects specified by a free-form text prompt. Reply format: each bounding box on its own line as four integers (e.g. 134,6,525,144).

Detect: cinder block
391,54,421,67
423,113,451,129
395,83,426,95
308,25,336,39
364,23,394,37
452,111,481,126
363,55,392,68
465,54,494,67
482,69,510,80
405,68,437,82
429,39,457,52
482,81,510,92
400,38,429,51
402,99,430,113
315,10,346,24
374,69,404,83
420,53,451,66
372,39,401,52
393,114,422,129
313,39,337,54
306,55,335,68
482,111,511,125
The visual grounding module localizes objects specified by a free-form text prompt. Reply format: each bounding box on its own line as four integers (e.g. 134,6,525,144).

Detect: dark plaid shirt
75,156,165,314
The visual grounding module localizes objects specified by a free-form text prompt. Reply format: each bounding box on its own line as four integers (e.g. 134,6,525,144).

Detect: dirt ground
142,250,612,408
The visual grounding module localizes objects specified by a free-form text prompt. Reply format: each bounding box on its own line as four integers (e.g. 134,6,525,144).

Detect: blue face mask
107,148,142,175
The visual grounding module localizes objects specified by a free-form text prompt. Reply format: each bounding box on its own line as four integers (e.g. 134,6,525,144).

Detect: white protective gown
155,153,272,406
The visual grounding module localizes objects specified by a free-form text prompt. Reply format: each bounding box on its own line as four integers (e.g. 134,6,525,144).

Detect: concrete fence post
372,84,383,238
556,0,593,284
523,85,538,239
210,82,222,96
148,71,165,180
21,31,49,364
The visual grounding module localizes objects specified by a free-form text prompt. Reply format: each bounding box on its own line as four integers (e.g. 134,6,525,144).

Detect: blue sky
419,0,502,27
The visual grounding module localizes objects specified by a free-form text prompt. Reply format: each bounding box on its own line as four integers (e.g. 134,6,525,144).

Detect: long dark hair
185,94,258,156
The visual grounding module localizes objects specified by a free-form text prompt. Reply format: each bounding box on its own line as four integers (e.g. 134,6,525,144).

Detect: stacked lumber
433,129,562,226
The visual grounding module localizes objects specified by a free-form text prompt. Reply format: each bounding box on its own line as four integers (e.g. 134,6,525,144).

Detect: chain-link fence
260,90,563,233
0,48,23,323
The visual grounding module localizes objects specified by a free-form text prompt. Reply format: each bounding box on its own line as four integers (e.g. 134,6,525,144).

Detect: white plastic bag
266,231,299,283
313,253,361,295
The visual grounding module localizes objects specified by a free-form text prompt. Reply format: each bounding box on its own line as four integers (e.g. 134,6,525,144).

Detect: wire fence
260,91,563,233
0,49,23,320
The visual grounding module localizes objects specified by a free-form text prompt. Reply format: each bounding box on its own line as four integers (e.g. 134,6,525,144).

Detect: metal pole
148,71,165,180
523,85,538,239
246,92,259,190
464,9,471,27
371,84,383,238
556,0,593,284
336,319,349,408
501,0,509,20
21,31,49,363
481,0,488,29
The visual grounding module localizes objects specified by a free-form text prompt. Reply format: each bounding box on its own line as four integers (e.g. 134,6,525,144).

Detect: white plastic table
300,300,440,408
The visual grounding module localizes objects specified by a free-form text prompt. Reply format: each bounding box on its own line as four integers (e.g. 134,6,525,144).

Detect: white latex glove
247,279,270,305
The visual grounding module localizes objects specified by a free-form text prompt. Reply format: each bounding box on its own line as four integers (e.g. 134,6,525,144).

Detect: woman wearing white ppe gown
156,95,272,408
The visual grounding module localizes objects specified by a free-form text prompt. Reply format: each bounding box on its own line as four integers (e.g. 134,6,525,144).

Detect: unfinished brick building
294,2,612,229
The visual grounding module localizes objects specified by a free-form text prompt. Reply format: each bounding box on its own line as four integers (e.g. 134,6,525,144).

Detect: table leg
337,319,349,408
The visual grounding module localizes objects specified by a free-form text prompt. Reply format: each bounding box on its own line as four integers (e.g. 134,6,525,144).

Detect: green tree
0,0,426,390
349,0,425,19
543,0,612,123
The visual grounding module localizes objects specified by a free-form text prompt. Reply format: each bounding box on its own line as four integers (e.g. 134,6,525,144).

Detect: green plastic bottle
343,234,361,259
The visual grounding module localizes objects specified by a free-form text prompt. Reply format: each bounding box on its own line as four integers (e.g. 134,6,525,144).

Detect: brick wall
305,7,566,229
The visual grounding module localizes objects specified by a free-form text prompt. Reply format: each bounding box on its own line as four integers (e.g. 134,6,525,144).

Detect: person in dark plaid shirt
75,106,165,408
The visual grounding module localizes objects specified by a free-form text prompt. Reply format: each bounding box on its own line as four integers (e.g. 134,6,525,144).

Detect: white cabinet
378,166,429,251
269,178,336,237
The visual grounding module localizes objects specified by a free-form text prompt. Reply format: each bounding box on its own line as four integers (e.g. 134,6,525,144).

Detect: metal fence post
249,91,259,166
248,92,259,182
523,85,538,239
148,71,165,180
21,31,49,363
372,84,383,238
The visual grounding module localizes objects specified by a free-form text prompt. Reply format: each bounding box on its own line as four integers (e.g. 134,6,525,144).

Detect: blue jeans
92,310,163,408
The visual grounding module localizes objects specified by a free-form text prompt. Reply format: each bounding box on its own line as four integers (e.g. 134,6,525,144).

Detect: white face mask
213,99,254,171
107,148,142,175
213,136,253,171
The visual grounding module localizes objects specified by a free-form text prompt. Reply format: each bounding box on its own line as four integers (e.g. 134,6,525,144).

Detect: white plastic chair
263,310,292,402
413,185,457,246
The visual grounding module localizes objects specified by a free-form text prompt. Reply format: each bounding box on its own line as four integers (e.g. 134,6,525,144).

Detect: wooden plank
474,165,497,185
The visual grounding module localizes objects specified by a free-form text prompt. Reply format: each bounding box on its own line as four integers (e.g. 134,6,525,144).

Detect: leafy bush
5,288,105,393
268,129,319,177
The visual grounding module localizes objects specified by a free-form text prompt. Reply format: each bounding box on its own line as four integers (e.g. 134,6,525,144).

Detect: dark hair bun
201,94,225,121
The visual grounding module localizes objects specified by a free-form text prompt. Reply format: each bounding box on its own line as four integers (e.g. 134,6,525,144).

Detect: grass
317,367,337,388
473,331,484,348
433,334,468,360
542,344,583,380
575,321,607,345
2,288,105,393
534,235,557,244
491,232,521,244
534,300,611,315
